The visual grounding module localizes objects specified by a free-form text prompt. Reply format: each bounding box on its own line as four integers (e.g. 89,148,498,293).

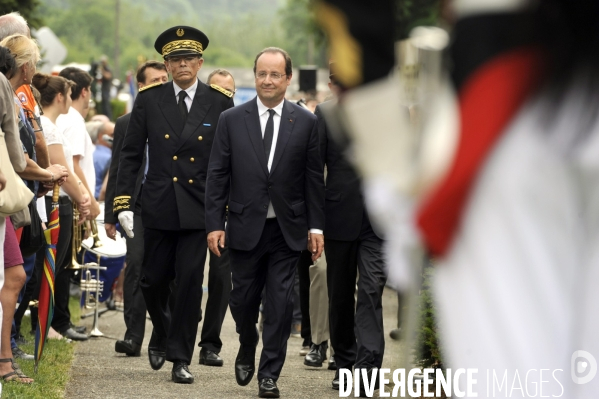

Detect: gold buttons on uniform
190,157,195,162
198,136,203,141
173,177,178,182
188,179,193,184
165,134,170,139
173,155,178,160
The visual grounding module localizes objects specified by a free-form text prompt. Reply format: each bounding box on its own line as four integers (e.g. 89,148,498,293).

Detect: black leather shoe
304,341,328,367
172,361,194,384
258,378,280,398
235,346,256,386
115,339,141,357
332,369,340,390
70,322,87,334
328,355,337,370
61,328,88,341
357,368,375,397
199,347,223,367
148,348,166,370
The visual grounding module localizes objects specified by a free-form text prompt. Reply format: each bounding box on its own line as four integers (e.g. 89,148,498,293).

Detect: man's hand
118,211,134,238
308,232,324,261
208,230,226,257
105,223,117,241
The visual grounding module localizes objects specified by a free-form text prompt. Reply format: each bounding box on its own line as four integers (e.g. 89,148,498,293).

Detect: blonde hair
0,34,40,69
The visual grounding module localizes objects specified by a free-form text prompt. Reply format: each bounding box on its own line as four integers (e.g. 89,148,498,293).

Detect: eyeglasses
168,56,199,64
255,72,286,81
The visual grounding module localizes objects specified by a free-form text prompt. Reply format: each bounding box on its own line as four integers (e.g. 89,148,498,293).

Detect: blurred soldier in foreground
315,0,599,397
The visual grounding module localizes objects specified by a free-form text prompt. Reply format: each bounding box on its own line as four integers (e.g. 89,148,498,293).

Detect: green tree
279,0,326,67
0,0,43,28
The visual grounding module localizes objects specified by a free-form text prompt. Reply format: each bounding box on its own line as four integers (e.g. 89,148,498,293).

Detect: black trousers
326,213,386,370
35,196,74,333
198,248,231,353
122,212,146,345
229,218,300,381
296,250,313,344
141,227,207,364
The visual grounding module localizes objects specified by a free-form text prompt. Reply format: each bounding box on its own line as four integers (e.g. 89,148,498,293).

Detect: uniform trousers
123,211,146,345
198,248,231,353
326,214,386,371
141,227,207,364
229,218,300,380
297,250,330,345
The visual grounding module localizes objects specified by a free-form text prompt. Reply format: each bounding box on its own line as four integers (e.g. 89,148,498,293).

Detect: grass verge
2,297,81,399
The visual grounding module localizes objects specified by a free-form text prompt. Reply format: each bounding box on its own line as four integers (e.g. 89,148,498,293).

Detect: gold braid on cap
162,40,203,57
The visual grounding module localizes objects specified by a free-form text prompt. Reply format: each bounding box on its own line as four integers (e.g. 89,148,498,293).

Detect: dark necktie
263,109,275,162
178,90,188,123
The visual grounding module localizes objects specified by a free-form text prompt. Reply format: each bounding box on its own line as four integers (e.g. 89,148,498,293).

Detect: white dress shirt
256,97,323,235
173,79,198,111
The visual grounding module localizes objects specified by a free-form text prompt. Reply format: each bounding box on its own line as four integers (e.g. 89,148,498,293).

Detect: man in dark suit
105,60,168,357
317,70,387,392
206,47,325,398
114,26,234,384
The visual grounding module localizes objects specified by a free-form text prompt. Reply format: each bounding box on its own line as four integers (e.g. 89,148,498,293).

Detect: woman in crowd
0,43,31,383
0,35,69,367
32,71,92,342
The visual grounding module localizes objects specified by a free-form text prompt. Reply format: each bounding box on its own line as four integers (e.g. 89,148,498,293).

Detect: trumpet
79,261,107,337
69,203,83,270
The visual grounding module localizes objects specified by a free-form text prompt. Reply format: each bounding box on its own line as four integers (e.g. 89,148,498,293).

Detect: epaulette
138,82,163,93
210,84,233,98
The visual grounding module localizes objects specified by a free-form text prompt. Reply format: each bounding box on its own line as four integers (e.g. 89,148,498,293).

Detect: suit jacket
115,80,234,230
105,113,146,223
317,102,383,241
206,97,325,252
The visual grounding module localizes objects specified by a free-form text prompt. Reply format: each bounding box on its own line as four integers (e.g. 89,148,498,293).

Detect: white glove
118,211,134,238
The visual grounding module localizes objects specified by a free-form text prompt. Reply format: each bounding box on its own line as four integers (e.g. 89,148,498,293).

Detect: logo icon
571,350,597,384
176,28,184,37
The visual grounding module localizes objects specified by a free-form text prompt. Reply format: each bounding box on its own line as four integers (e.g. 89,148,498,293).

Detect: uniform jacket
115,80,234,230
105,113,146,223
317,102,383,241
205,98,325,252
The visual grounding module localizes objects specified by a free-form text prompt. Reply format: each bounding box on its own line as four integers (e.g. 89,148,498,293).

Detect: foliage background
8,0,441,80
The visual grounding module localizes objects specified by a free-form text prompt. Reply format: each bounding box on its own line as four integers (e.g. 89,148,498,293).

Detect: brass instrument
79,261,107,337
69,203,83,270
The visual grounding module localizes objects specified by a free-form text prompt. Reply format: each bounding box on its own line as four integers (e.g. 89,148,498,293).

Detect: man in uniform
114,26,234,384
105,61,168,357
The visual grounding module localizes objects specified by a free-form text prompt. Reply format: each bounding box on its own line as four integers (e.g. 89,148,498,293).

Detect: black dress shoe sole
258,390,280,398
148,350,166,371
235,369,255,386
258,392,280,398
172,374,194,384
304,358,324,367
115,341,140,355
125,351,141,357
328,362,337,370
199,357,223,367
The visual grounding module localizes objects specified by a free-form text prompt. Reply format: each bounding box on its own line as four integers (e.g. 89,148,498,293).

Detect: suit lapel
270,100,295,174
158,82,184,136
244,98,269,176
175,81,212,153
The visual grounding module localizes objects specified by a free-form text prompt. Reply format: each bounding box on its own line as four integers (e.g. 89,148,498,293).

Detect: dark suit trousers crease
141,227,207,364
229,218,301,380
123,212,146,345
297,250,313,343
198,247,231,353
326,213,386,370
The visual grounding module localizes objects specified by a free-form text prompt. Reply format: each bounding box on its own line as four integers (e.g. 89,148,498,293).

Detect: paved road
65,268,404,399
